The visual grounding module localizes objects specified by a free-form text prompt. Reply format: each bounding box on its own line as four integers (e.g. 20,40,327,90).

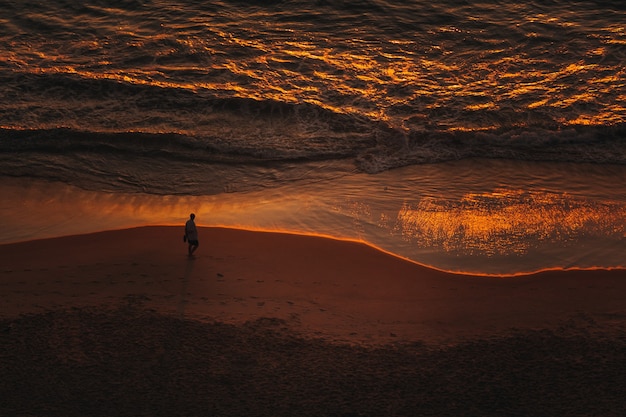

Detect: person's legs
188,240,199,255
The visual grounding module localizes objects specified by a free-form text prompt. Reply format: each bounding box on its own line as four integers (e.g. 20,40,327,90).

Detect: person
184,213,199,256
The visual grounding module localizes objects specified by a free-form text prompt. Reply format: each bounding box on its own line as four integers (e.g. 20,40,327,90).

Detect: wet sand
1,226,625,416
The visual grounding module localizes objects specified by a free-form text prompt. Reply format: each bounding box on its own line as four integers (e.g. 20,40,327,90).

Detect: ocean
1,0,625,274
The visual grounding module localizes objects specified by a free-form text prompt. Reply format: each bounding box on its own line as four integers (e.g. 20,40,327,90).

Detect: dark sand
1,226,625,416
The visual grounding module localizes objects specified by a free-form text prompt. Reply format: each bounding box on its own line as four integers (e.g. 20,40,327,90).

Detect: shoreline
2,225,625,345
3,166,626,275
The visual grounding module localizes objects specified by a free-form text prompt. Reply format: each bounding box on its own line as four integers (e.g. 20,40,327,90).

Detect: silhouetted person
185,213,199,256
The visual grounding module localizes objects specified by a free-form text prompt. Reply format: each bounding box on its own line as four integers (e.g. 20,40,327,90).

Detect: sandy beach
1,226,625,416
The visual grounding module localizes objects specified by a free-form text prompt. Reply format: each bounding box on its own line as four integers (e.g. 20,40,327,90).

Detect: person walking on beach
184,213,199,256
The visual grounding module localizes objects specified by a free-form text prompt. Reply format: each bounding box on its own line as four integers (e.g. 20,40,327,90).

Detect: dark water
1,0,625,273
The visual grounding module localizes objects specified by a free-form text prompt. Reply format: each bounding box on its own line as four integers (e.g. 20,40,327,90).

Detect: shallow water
3,159,624,275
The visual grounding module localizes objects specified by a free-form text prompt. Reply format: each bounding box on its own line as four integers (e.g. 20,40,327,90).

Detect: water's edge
3,159,625,275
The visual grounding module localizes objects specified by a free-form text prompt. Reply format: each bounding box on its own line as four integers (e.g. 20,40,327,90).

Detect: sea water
1,0,625,274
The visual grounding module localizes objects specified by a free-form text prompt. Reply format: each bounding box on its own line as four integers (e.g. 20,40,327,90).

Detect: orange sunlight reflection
10,27,625,133
4,4,625,135
395,189,626,256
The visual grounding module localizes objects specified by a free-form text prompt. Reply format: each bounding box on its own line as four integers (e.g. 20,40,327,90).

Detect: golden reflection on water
395,189,626,256
11,22,625,132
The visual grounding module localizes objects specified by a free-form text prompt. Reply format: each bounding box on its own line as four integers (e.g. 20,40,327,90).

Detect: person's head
190,213,195,220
